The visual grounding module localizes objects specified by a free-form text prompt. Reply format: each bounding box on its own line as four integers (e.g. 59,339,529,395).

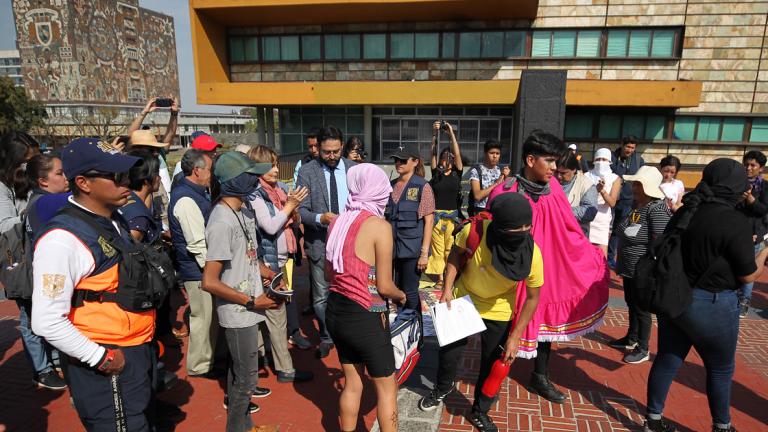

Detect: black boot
526,372,566,404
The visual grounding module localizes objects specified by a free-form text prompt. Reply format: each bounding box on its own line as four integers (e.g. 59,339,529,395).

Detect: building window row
229,27,682,64
565,112,768,144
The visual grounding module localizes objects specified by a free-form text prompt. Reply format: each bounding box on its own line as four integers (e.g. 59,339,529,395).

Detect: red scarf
259,178,297,254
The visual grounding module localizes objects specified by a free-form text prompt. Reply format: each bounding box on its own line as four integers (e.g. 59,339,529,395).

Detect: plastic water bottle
480,358,510,398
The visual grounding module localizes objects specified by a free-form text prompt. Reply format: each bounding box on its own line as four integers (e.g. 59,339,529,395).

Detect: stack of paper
429,295,487,347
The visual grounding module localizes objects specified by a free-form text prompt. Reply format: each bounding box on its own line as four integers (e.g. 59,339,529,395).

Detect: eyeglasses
82,171,129,186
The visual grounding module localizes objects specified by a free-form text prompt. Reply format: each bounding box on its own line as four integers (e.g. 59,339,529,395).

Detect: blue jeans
739,243,762,301
16,299,55,375
309,253,332,344
647,288,739,426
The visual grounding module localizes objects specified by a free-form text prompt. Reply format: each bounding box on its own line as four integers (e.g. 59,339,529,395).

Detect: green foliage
0,76,47,134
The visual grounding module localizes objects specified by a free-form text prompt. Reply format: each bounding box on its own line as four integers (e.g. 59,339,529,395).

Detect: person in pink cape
487,131,609,404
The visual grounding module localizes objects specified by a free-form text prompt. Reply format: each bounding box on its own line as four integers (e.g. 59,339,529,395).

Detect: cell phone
155,98,173,108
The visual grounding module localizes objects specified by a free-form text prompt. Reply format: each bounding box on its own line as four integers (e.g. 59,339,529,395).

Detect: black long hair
0,131,37,198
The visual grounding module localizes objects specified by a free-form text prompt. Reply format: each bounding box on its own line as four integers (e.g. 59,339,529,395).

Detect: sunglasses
82,170,130,186
393,158,409,164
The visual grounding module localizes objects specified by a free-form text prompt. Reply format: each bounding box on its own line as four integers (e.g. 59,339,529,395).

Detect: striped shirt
617,199,673,278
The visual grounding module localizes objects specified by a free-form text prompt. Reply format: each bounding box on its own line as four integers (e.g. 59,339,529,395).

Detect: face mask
594,161,612,177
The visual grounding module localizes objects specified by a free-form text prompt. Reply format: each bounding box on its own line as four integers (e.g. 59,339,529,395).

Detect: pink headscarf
326,163,392,273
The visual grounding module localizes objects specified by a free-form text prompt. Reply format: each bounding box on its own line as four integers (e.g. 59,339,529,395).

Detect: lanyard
222,201,257,261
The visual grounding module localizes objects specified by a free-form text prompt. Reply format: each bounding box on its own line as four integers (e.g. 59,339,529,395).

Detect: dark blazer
296,157,357,259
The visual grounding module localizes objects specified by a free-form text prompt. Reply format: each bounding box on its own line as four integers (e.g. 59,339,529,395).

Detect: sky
0,0,236,113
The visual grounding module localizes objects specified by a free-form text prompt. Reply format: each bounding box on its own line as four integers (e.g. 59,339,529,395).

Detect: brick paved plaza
0,269,766,432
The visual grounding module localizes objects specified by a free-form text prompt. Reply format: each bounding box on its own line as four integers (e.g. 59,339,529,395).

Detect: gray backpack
0,216,33,300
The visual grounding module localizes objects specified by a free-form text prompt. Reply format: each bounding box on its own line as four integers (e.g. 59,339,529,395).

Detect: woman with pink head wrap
324,163,406,432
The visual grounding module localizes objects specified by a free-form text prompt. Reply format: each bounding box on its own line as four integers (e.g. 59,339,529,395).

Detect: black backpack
631,208,709,318
62,207,175,312
0,216,33,300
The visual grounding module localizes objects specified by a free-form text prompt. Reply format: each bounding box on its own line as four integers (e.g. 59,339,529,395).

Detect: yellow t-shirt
453,220,544,321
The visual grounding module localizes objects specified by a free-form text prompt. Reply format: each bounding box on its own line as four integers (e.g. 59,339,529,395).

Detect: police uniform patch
42,274,66,299
406,187,419,201
98,236,116,258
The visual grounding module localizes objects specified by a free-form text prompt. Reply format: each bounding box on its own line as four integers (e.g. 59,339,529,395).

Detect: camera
440,120,457,132
155,98,174,108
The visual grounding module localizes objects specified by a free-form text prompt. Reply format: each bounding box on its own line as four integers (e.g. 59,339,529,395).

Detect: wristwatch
245,296,255,311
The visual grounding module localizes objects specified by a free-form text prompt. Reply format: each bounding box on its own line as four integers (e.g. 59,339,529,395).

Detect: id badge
624,224,642,238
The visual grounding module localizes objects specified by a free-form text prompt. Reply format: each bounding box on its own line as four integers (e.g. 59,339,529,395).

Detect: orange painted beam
189,5,229,84
194,80,702,107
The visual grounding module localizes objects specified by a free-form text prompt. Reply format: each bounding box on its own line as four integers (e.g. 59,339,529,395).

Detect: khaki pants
185,280,218,375
262,303,293,373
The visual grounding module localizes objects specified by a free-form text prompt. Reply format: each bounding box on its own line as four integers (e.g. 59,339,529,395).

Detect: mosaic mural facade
12,0,180,106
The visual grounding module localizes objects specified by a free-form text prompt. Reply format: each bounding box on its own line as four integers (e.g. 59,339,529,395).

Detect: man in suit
297,125,357,358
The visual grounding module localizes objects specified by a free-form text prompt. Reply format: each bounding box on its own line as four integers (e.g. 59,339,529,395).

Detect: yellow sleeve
454,221,472,250
526,243,544,288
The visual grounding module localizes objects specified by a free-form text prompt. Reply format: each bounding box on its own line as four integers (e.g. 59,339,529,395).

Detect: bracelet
97,348,116,372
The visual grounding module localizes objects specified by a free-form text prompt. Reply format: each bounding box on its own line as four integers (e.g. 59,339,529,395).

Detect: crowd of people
0,97,766,432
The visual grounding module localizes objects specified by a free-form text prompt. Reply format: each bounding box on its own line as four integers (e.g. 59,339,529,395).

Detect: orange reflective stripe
76,264,119,292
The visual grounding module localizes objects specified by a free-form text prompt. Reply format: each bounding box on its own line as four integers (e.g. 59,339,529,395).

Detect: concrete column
363,105,373,159
265,106,276,148
256,106,266,146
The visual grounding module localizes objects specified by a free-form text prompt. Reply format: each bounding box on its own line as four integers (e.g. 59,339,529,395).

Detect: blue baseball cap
61,138,141,178
190,130,209,139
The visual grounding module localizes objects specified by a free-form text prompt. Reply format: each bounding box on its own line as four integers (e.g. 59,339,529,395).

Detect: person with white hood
585,148,622,256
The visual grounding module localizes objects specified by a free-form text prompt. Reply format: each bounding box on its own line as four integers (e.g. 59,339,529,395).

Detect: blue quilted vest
251,183,290,270
386,175,427,259
168,178,212,281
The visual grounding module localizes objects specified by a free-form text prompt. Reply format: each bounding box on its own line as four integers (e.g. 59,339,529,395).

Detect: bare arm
202,260,280,309
445,123,463,171
430,122,439,168
162,97,180,145
128,98,157,136
471,178,502,201
598,177,621,208
738,247,768,283
440,246,463,307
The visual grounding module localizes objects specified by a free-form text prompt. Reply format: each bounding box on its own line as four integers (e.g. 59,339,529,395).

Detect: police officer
31,138,154,431
386,145,435,311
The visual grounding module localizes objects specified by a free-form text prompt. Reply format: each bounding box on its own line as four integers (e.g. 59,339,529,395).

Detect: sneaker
739,299,749,318
316,342,334,359
252,386,271,398
223,397,260,414
624,347,650,364
469,411,498,432
644,417,676,432
35,371,67,390
277,369,314,383
712,425,736,432
608,336,638,351
288,332,313,350
418,385,453,412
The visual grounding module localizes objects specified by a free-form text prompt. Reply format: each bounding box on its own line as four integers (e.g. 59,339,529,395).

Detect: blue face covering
219,172,259,198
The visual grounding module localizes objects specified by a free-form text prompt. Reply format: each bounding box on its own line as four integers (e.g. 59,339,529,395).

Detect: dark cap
389,144,421,161
213,151,272,183
62,137,141,178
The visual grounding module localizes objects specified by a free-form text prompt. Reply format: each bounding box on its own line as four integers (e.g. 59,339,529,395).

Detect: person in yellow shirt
418,192,544,432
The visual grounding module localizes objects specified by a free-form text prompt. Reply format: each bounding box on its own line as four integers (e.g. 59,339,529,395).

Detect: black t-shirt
680,203,757,292
430,168,463,211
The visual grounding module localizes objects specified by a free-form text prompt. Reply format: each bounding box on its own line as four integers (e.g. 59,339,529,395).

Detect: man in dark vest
168,149,217,376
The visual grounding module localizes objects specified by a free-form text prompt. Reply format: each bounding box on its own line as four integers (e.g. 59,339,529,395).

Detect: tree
69,106,124,142
0,76,47,134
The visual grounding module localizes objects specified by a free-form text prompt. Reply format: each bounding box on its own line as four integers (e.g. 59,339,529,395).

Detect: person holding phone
325,163,406,432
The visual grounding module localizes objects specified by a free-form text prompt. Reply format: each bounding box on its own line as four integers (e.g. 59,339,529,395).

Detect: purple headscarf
326,163,393,273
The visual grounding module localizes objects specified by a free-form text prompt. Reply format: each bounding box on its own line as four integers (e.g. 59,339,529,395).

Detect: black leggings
534,341,551,375
435,319,512,414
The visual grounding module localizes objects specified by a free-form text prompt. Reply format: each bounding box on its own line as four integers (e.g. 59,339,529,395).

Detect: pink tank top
328,211,387,312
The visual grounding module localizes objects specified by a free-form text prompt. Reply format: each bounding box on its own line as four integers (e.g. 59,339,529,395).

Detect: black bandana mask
486,193,534,281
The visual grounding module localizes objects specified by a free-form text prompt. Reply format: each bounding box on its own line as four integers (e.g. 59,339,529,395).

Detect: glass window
750,118,768,142
564,113,593,139
645,116,666,140
347,116,364,134
391,33,414,59
628,30,652,57
343,34,360,59
262,36,280,61
598,114,622,139
281,36,299,61
229,37,244,63
576,30,601,57
441,33,456,58
301,35,321,60
606,30,628,57
721,117,745,141
415,33,440,58
651,30,675,58
673,117,696,140
363,34,386,59
531,32,551,57
552,31,576,57
481,31,504,58
459,32,481,58
244,37,259,61
623,115,645,138
504,31,526,57
697,117,721,141
324,34,342,60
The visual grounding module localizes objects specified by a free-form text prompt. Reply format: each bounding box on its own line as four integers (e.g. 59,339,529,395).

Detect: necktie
329,166,339,214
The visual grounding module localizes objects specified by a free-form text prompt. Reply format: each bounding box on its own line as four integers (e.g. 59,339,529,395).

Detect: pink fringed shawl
488,178,609,358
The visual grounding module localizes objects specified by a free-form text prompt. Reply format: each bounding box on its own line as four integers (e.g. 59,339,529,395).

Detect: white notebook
430,295,487,347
